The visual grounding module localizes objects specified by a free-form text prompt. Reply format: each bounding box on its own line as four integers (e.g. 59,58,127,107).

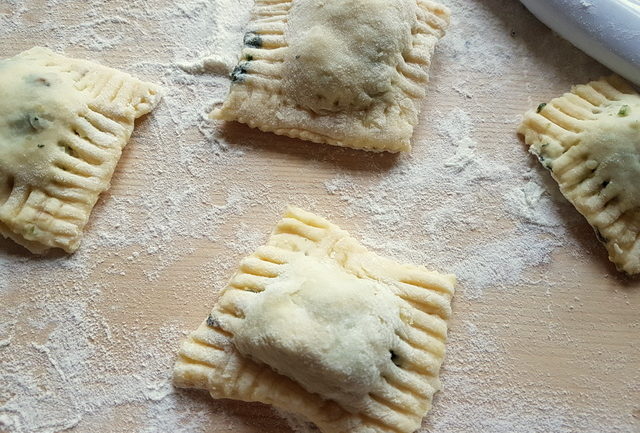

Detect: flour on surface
0,0,638,432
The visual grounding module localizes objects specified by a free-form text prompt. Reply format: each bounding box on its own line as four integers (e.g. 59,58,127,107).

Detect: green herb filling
618,105,630,117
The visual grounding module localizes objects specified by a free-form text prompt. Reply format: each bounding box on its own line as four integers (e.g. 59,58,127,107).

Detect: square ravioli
174,206,456,433
212,0,450,153
0,47,162,254
518,76,640,274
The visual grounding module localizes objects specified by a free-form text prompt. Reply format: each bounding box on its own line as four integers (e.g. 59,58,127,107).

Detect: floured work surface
0,1,639,433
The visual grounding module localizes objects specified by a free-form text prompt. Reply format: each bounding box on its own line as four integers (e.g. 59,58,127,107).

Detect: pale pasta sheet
213,0,450,153
174,206,456,433
518,76,640,274
0,47,162,253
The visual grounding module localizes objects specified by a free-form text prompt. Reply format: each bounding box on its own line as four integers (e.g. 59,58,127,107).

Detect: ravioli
518,75,640,274
0,47,162,253
213,0,450,152
174,206,456,433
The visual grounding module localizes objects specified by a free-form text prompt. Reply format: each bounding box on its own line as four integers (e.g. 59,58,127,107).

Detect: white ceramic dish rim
520,0,640,86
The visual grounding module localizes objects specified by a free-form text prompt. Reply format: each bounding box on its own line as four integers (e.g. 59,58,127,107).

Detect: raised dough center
582,106,640,234
282,0,413,113
226,255,402,411
0,58,82,187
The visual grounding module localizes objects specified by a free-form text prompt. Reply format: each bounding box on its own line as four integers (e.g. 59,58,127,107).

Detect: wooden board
0,0,638,432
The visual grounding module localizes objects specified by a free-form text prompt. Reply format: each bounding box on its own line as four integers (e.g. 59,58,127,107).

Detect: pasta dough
229,255,404,412
213,0,450,152
518,75,640,274
174,206,456,433
0,47,162,253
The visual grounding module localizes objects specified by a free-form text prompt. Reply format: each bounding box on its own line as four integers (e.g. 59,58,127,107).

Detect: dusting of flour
0,0,638,433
